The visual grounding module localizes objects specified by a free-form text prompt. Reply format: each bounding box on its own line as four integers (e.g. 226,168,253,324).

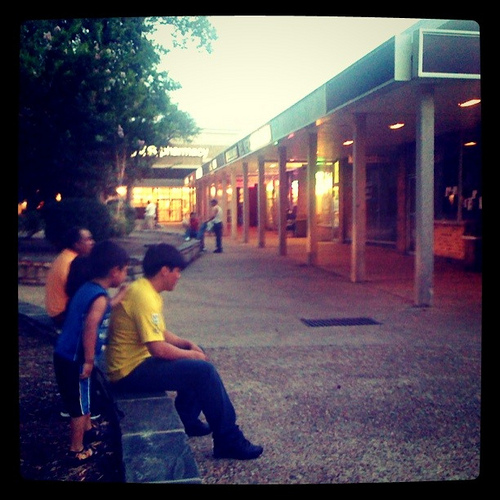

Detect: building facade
187,19,481,306
129,129,242,223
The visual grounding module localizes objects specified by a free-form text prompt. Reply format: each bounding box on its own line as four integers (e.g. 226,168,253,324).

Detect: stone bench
113,390,202,483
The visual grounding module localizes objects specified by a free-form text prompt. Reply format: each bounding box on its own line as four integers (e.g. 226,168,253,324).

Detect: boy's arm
80,295,108,379
146,339,207,361
110,283,128,308
163,329,205,354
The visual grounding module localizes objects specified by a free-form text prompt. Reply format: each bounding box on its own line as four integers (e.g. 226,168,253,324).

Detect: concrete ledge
129,239,202,281
18,259,52,285
18,302,59,339
114,391,202,483
177,238,202,264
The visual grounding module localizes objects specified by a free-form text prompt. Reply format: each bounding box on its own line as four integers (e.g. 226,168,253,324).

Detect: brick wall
434,221,466,260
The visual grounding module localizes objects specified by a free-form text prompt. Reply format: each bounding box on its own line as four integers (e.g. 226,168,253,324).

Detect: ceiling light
343,140,354,146
464,141,477,147
389,122,405,130
458,98,481,108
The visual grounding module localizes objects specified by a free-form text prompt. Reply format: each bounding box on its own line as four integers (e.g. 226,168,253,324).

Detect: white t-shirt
212,204,222,223
145,202,156,217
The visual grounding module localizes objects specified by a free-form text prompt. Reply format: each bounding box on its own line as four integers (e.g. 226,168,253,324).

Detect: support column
306,131,318,265
230,168,238,240
203,181,210,219
415,86,435,307
257,155,266,248
221,174,228,235
242,162,249,243
278,146,288,256
351,114,367,282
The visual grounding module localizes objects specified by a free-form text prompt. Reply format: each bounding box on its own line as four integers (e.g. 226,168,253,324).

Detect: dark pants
197,222,207,250
213,222,223,251
111,357,240,442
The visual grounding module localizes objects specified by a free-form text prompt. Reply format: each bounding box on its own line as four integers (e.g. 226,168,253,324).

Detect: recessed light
389,122,405,130
464,141,477,147
458,99,481,108
343,140,354,146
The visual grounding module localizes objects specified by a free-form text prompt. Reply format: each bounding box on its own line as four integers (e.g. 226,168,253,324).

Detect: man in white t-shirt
208,199,223,253
143,200,156,230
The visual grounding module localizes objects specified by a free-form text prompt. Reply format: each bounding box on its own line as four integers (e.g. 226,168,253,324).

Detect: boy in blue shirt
53,240,129,465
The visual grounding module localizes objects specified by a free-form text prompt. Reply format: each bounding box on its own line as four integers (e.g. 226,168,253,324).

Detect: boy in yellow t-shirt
106,243,263,460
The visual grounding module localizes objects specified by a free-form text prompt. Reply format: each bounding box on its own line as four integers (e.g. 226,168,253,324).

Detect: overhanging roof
194,19,480,178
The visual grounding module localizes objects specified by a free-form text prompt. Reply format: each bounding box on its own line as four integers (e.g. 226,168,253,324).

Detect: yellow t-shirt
106,277,166,382
45,248,78,317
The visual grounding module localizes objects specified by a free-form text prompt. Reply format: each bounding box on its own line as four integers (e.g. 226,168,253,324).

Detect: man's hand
147,340,208,361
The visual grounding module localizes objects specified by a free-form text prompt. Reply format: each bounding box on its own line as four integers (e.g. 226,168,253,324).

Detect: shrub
42,197,112,250
107,200,136,237
18,209,44,237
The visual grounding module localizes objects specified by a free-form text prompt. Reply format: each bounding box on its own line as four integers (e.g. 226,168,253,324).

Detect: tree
18,17,217,208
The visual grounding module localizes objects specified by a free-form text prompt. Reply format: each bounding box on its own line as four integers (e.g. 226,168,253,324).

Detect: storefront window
130,186,191,223
315,167,333,226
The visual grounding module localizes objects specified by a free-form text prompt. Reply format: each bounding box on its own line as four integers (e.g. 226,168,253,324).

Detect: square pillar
415,86,435,306
257,155,266,248
221,175,228,236
306,131,318,265
278,146,288,256
230,168,238,239
242,162,250,243
351,113,367,282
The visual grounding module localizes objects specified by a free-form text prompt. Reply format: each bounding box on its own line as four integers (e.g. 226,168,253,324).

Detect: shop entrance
157,199,184,223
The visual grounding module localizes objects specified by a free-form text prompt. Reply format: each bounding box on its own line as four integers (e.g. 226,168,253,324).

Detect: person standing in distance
207,199,223,253
143,200,157,230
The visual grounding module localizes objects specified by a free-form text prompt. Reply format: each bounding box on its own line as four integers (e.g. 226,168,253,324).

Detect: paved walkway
18,226,486,485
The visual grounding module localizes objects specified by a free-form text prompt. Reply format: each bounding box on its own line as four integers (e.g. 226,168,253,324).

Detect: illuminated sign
249,125,272,151
225,145,239,163
132,145,210,158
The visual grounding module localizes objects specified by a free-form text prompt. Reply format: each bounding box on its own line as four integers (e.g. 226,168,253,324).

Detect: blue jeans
111,357,240,442
213,222,223,251
197,222,208,250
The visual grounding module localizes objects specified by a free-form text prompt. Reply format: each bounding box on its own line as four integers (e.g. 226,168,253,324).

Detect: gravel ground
187,343,481,485
18,227,486,489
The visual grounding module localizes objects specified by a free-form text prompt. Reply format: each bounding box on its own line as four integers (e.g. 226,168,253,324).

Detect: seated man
105,243,263,460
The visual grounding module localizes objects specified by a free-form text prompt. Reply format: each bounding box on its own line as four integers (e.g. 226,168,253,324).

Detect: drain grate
300,317,381,327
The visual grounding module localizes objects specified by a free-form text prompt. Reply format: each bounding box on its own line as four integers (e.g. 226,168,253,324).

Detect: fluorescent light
458,98,481,108
389,122,405,130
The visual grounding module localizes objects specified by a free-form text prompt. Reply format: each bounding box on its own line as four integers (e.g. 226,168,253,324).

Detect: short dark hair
143,243,186,277
61,226,86,251
90,240,129,279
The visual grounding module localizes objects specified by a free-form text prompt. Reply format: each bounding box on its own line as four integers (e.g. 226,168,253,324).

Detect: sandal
67,445,96,466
